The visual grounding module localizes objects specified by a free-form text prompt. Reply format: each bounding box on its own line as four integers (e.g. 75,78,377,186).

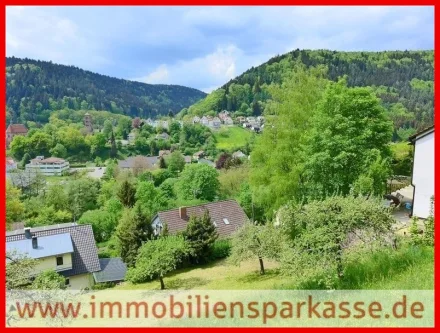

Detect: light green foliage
159,178,178,199
6,250,36,289
176,164,220,201
184,211,218,263
388,103,415,130
116,205,153,267
135,181,168,216
78,209,118,243
67,178,100,220
50,143,67,158
396,127,416,141
279,196,394,288
218,165,249,199
32,270,66,290
44,184,69,211
304,78,393,199
409,196,434,246
188,89,226,116
250,64,327,218
229,222,284,274
6,182,24,228
126,235,188,289
166,151,186,174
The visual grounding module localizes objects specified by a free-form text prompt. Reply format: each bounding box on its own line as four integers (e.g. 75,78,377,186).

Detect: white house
201,116,210,126
223,117,234,125
192,116,201,124
25,156,70,176
209,117,221,129
409,126,434,219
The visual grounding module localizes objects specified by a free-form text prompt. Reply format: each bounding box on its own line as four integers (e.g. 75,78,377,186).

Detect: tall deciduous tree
303,78,393,199
126,235,188,289
250,64,327,219
6,182,24,229
176,164,220,201
166,151,186,174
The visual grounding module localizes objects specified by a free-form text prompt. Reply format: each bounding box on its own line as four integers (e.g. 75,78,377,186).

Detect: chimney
24,227,32,239
179,207,187,219
32,236,38,249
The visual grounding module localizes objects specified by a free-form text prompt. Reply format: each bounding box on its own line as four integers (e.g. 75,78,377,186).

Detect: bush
92,282,116,290
209,239,231,260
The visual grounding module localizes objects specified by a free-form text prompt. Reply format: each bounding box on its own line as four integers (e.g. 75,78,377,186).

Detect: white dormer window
223,218,230,225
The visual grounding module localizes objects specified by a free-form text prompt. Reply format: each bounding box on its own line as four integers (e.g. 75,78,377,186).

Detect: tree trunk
336,242,343,279
159,276,165,290
259,257,265,275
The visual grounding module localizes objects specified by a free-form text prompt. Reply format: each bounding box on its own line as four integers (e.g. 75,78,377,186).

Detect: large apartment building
25,156,70,176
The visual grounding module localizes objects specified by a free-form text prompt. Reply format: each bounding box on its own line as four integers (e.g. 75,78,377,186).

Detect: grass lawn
390,141,412,159
116,244,433,291
213,126,253,151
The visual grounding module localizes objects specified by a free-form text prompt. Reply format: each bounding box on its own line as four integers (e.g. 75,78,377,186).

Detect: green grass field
115,244,433,291
213,126,253,151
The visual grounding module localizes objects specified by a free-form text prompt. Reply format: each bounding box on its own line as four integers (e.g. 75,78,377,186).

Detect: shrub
209,239,231,260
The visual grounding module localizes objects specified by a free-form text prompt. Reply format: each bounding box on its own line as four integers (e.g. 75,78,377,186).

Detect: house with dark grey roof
118,155,158,172
152,200,248,238
6,223,127,289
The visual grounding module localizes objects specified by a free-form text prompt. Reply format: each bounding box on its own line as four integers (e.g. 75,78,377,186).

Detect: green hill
183,49,434,134
6,57,207,124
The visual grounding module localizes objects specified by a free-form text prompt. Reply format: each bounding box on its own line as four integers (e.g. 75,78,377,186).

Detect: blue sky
6,6,434,93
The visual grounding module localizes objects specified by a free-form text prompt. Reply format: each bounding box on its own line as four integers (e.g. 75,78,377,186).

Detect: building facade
6,124,28,147
25,156,70,176
409,126,434,219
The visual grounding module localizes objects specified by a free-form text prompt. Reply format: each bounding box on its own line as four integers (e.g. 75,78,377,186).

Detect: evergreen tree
184,211,218,263
159,156,166,169
116,205,153,267
117,180,136,208
110,130,117,158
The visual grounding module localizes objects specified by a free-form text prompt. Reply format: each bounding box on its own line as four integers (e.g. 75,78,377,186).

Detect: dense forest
6,57,206,124
183,50,434,139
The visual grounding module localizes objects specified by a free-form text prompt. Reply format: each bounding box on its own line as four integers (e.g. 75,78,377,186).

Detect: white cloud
6,6,434,90
136,64,170,84
6,6,111,70
133,44,242,87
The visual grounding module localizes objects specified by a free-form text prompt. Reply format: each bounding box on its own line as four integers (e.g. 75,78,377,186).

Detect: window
56,256,64,266
65,278,70,286
223,218,230,225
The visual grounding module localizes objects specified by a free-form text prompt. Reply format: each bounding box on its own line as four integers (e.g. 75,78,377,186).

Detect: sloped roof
6,124,28,134
93,258,127,283
408,125,434,143
118,156,158,169
6,233,74,259
155,200,248,237
6,223,100,277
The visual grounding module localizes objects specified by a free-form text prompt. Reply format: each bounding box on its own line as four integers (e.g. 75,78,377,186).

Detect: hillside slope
184,49,433,134
6,57,207,123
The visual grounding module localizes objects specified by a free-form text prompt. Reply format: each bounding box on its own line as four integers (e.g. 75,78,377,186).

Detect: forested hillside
6,57,206,124
183,50,433,139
